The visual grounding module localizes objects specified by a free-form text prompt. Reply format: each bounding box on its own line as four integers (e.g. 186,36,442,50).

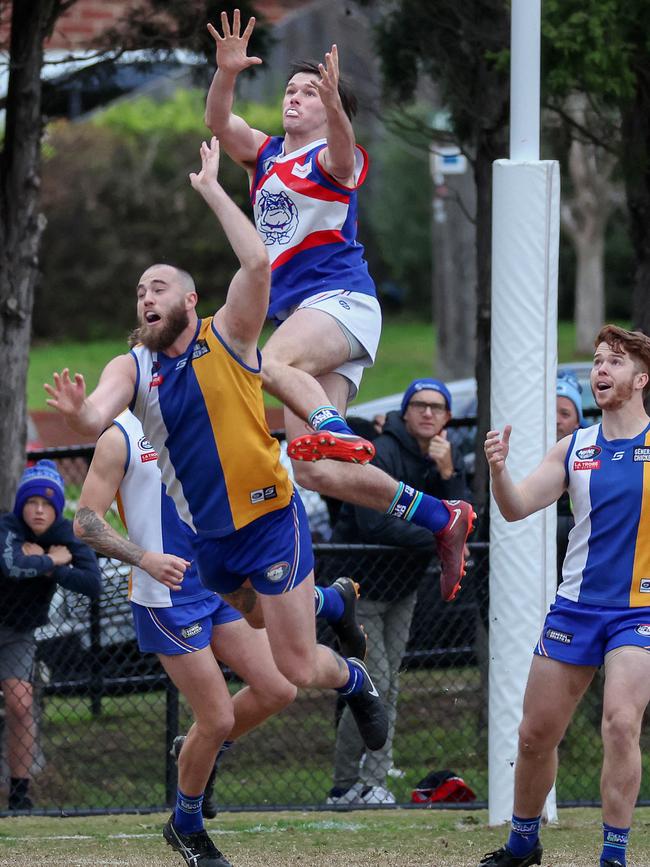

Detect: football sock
387,483,450,532
314,586,345,622
336,659,365,696
309,405,355,436
506,814,541,857
174,788,204,834
601,823,629,866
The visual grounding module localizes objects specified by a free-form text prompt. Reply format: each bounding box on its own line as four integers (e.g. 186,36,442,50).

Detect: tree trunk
621,79,650,335
433,166,477,380
472,133,503,530
574,233,605,354
0,0,55,510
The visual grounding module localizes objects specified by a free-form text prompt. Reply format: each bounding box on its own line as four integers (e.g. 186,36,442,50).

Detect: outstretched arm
484,425,569,521
316,45,357,186
190,137,270,360
44,353,136,439
204,10,267,169
76,425,188,591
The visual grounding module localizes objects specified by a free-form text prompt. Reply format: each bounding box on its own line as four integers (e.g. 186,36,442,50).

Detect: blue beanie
14,459,65,520
557,374,586,428
401,378,452,416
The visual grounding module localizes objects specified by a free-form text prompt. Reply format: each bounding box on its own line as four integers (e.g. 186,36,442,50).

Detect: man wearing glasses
325,378,471,806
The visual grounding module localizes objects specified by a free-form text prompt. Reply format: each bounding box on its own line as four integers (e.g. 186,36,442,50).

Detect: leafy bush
35,89,282,341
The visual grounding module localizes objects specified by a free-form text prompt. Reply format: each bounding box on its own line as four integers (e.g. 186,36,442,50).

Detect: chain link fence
1,447,646,815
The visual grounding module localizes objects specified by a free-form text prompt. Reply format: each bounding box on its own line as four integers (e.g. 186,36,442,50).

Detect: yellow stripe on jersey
630,429,650,607
191,319,292,530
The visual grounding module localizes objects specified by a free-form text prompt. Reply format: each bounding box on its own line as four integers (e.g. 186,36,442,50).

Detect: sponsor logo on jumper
545,628,573,644
576,446,601,460
181,623,202,639
175,358,187,370
640,579,650,593
634,447,650,462
149,361,163,388
192,340,210,361
635,624,650,636
138,435,158,462
250,485,277,504
265,561,290,583
612,451,625,461
291,159,312,178
573,460,600,471
338,299,351,309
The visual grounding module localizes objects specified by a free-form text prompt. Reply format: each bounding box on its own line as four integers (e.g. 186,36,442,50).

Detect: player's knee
602,707,639,752
266,679,298,710
518,716,557,754
4,687,32,721
195,707,235,744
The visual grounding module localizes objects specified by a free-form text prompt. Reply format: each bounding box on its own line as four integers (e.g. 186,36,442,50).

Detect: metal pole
510,0,541,160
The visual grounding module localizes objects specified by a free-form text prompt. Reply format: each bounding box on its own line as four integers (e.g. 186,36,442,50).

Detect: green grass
20,666,645,813
28,319,597,412
1,808,650,866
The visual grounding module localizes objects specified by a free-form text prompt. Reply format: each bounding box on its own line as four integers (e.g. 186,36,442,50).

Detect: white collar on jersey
276,137,328,162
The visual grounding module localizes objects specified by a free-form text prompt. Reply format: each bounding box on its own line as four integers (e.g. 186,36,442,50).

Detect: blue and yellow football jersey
560,422,650,607
130,317,293,538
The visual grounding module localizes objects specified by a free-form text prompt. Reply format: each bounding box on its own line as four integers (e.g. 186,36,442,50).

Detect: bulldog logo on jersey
257,190,299,246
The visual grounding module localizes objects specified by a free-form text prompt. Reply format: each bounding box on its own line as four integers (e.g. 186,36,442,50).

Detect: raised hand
208,9,262,75
312,44,343,112
484,425,512,475
44,369,87,418
189,137,221,193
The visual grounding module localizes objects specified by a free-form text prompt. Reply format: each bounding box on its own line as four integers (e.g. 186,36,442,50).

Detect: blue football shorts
191,492,314,596
131,593,241,656
534,595,650,666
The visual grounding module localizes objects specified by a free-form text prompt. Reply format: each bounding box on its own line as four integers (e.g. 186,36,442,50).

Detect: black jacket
331,411,469,601
0,512,102,631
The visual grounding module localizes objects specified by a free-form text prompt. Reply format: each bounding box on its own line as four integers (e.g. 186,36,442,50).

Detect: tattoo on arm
75,506,146,567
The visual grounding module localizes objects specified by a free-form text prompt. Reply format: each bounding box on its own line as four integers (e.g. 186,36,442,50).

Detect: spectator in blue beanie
0,460,102,811
556,372,587,585
556,371,586,439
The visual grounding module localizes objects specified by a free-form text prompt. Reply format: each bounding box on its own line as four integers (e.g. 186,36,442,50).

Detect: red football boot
435,500,477,602
288,431,375,464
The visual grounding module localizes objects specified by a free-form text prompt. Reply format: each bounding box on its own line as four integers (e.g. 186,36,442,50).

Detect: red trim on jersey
271,229,344,270
316,144,370,191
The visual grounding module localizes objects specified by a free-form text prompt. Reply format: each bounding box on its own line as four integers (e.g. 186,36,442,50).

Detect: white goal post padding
488,159,560,825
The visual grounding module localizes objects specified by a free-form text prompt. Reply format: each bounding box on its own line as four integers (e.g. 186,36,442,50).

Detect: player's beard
130,302,190,352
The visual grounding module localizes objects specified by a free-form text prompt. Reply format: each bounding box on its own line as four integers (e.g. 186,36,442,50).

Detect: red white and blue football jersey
560,422,650,607
251,136,377,318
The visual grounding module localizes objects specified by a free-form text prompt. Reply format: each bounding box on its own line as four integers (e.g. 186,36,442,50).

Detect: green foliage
542,1,637,104
35,90,283,341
